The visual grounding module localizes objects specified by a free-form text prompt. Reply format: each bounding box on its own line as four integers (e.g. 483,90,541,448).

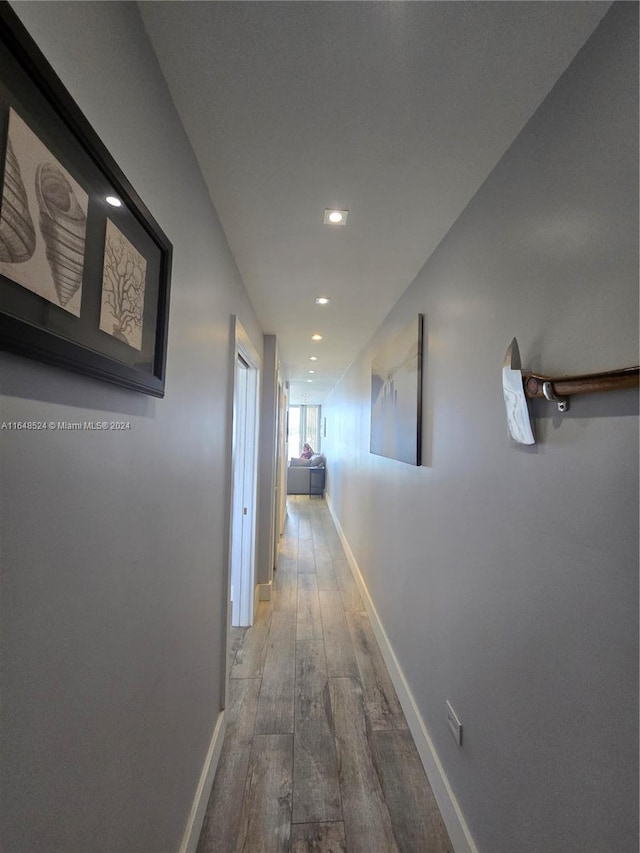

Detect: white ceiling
139,1,609,405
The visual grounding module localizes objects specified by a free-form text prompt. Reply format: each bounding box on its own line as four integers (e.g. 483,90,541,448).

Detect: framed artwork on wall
370,314,423,466
0,4,172,397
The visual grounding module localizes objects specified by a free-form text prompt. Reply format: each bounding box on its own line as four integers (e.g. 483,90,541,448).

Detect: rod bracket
542,381,569,413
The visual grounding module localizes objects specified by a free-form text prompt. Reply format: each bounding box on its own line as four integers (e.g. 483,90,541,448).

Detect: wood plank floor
197,496,452,853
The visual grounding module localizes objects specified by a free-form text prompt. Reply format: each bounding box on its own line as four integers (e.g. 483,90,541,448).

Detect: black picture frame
0,3,172,397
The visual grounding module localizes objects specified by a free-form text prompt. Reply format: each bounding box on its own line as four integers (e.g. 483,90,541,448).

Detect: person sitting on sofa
300,443,314,459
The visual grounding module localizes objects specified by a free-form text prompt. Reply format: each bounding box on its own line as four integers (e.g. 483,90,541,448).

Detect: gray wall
0,3,263,850
323,5,638,852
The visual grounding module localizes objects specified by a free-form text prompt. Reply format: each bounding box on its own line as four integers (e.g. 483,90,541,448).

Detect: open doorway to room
229,319,260,628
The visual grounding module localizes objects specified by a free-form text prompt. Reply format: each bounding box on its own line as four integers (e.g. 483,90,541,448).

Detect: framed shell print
0,5,172,397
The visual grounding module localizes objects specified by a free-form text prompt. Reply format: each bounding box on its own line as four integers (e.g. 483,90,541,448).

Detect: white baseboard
325,491,478,853
257,581,272,602
179,710,226,853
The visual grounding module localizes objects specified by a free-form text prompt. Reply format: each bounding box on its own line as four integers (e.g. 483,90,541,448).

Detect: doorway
229,320,260,628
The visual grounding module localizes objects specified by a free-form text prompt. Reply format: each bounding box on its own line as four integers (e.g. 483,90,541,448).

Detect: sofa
286,454,326,495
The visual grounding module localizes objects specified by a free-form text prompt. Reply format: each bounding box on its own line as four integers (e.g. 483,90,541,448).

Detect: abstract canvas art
370,314,423,466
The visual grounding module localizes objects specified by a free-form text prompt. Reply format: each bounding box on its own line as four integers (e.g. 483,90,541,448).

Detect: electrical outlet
446,700,463,746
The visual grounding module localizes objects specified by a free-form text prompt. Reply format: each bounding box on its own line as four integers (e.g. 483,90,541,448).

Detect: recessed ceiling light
315,296,330,305
323,209,348,225
309,356,318,361
311,334,323,341
106,196,122,207
306,379,313,383
308,370,315,374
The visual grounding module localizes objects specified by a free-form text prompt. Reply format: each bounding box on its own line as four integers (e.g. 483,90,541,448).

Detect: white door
231,356,247,626
224,318,261,712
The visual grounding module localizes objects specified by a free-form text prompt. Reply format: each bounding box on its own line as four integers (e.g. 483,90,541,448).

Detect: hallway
197,496,452,853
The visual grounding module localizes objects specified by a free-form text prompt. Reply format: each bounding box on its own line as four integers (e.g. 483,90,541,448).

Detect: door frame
229,317,260,630
275,378,288,546
231,354,251,627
